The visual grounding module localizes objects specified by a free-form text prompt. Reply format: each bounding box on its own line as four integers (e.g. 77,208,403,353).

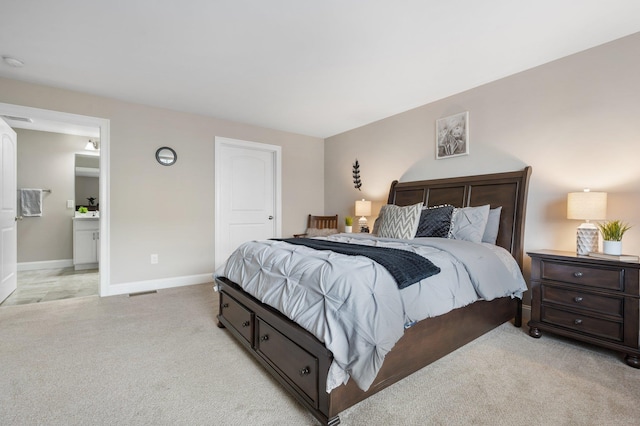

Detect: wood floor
0,268,99,307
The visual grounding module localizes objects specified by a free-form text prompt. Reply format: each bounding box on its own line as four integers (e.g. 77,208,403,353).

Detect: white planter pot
603,240,622,255
344,226,352,233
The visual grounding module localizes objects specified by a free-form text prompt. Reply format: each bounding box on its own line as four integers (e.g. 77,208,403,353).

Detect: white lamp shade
567,191,607,220
85,140,99,151
355,199,371,217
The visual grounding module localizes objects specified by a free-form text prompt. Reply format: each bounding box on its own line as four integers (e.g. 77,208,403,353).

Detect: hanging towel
20,189,43,217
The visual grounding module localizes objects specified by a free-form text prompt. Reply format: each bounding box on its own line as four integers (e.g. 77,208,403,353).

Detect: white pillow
450,205,490,243
378,203,423,239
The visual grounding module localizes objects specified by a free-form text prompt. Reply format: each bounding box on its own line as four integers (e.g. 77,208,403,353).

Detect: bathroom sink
74,211,99,219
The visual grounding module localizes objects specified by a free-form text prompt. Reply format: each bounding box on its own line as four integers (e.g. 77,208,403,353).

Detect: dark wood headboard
387,166,532,269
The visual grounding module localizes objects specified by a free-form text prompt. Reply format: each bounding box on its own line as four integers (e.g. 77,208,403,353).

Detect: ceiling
2,1,640,139
0,113,100,138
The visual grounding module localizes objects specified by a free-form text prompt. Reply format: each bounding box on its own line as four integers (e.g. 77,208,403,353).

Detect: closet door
215,137,281,269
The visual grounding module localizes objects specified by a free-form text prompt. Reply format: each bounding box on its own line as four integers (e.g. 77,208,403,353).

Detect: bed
214,166,532,425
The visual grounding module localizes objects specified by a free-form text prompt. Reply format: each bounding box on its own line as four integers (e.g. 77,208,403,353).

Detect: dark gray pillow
415,205,454,238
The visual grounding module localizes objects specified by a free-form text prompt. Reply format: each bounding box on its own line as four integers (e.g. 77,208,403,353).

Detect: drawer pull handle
573,297,584,303
260,334,269,342
222,303,229,308
241,321,250,327
573,272,583,278
299,366,310,376
574,319,583,325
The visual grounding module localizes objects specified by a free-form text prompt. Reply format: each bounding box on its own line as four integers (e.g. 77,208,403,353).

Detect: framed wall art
436,111,469,159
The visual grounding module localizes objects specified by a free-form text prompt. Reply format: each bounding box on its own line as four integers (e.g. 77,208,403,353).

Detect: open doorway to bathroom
1,129,99,306
0,103,109,306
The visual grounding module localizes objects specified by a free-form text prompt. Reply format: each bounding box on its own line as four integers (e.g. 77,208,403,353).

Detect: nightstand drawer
541,260,623,291
541,306,623,342
541,286,623,318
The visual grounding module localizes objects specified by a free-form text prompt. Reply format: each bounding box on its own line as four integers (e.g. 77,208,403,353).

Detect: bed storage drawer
255,318,319,408
219,292,253,344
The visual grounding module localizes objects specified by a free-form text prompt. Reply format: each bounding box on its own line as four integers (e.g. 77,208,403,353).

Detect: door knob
15,216,23,221
268,216,274,220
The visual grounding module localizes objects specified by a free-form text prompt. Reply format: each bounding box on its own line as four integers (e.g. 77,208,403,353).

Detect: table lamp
355,199,372,233
567,189,607,255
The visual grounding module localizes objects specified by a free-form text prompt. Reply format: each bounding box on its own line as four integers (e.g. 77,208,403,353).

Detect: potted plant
344,216,353,233
597,220,632,255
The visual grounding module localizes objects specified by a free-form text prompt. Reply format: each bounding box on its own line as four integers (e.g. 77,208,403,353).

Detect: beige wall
6,31,640,294
1,78,324,286
17,129,89,262
325,33,640,290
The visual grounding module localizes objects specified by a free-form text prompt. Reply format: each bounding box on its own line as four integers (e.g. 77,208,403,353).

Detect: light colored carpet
0,283,638,425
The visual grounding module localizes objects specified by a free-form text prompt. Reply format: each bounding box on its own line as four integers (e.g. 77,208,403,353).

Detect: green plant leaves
597,220,632,241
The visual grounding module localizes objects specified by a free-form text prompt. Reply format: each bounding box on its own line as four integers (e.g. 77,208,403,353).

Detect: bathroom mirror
156,147,177,166
75,153,100,211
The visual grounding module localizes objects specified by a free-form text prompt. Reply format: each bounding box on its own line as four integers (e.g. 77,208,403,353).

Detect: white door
0,119,17,303
215,137,281,269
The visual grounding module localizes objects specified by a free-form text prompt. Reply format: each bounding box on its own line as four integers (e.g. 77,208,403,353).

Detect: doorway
0,102,110,301
2,130,100,306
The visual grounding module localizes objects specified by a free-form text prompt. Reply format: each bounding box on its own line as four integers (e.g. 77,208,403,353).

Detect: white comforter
215,234,527,392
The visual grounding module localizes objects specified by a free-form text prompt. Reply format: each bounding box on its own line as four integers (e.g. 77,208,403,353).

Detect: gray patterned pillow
450,205,490,243
378,203,423,239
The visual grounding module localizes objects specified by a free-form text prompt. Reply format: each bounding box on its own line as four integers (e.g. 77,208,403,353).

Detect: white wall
1,77,324,290
325,33,640,294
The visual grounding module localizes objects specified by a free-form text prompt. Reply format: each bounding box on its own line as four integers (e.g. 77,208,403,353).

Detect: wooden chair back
307,214,338,230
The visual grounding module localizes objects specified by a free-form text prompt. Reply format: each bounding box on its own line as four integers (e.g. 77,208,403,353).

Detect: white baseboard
18,259,74,271
105,273,213,297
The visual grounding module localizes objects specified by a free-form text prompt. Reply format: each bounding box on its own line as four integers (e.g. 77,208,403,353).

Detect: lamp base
359,216,369,233
576,223,598,255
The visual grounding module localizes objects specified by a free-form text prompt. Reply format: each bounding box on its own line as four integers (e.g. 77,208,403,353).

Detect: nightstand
527,250,640,368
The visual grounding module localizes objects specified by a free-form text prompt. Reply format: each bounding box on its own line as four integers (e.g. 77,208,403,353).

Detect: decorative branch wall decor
352,159,362,191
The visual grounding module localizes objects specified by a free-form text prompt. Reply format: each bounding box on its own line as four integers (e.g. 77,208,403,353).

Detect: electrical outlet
150,254,158,264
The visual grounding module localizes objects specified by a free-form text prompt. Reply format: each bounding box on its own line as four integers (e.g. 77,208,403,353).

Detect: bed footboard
216,277,338,425
216,276,520,425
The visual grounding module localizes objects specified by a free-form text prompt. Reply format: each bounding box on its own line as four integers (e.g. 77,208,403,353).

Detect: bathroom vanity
73,214,99,270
